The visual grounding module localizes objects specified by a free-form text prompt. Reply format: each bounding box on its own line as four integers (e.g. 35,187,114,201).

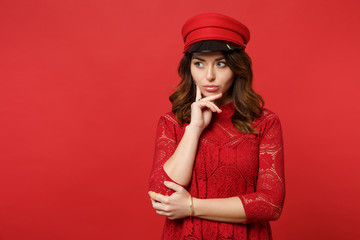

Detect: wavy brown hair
169,49,264,134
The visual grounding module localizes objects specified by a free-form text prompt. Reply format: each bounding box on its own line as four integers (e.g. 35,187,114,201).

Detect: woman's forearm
163,125,202,186
193,197,247,223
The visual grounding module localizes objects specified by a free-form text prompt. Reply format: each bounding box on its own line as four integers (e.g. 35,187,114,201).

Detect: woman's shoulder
157,111,182,128
261,107,280,120
253,107,281,128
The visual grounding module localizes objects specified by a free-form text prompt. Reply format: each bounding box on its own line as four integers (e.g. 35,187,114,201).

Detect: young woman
148,13,285,239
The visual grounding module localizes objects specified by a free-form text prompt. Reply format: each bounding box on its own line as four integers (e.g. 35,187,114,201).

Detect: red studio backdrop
0,0,359,239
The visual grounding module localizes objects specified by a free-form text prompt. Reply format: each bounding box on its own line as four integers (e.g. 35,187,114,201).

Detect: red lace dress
149,102,285,240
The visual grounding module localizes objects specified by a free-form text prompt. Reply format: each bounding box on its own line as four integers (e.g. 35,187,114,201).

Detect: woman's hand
189,85,222,132
149,181,191,220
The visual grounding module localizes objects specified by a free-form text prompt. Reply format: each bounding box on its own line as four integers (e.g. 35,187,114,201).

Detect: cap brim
186,40,241,53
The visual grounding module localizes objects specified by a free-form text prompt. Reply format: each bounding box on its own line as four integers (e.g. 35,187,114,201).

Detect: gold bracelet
189,196,193,219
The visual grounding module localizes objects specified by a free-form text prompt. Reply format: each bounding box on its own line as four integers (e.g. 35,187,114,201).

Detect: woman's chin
202,92,221,98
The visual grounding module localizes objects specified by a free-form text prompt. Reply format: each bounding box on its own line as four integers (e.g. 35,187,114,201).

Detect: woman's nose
206,66,216,81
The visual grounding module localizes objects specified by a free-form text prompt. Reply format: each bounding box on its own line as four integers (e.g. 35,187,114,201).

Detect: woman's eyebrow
215,57,225,61
192,57,205,61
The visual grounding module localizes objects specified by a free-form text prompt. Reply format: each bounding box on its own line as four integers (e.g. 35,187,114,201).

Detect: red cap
181,13,250,52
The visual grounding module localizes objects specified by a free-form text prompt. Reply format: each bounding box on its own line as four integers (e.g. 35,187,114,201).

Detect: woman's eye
194,62,203,67
217,62,227,67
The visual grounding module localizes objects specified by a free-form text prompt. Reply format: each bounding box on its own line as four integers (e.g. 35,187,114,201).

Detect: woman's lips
203,85,219,92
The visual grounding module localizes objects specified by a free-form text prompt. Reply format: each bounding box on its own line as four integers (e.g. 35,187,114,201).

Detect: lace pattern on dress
149,105,285,239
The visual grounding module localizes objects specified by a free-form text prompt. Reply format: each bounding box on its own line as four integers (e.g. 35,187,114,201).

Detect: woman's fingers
149,191,167,203
150,197,163,210
150,191,156,199
202,101,221,113
195,85,222,103
200,92,222,102
195,85,202,101
194,85,223,112
191,86,224,130
149,189,190,220
155,210,168,216
150,198,171,218
164,181,183,192
193,100,222,113
149,193,171,216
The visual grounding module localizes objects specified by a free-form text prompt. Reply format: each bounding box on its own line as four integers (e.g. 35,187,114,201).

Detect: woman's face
190,51,234,106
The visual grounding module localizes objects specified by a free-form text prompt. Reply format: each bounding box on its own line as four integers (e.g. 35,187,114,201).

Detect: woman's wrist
186,124,203,137
191,197,198,218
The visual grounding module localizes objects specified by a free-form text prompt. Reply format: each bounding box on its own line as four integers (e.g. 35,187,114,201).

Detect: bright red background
1,0,359,239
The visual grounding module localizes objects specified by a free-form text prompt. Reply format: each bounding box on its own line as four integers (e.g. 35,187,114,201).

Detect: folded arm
149,181,247,223
149,112,285,224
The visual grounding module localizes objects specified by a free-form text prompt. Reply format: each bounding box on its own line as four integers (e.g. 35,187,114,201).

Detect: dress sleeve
238,113,285,223
148,115,180,196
